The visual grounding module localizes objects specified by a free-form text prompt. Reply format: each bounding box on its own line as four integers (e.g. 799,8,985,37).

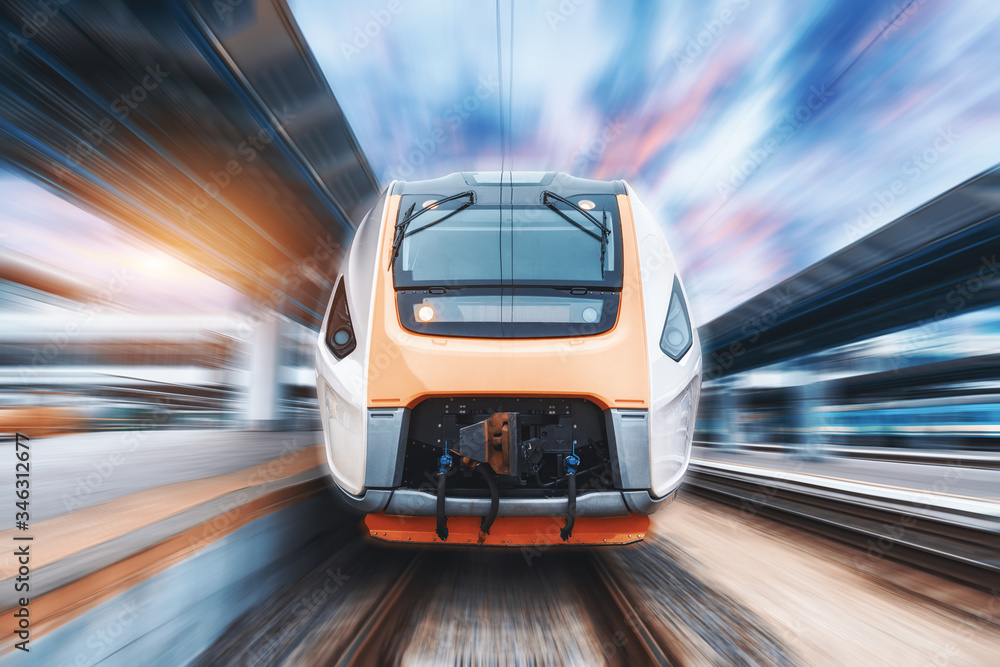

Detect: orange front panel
367,194,649,410
365,513,649,546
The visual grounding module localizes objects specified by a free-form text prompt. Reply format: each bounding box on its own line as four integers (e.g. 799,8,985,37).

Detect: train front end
316,172,701,546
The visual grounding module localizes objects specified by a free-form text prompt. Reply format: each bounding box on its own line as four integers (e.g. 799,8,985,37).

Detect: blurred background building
0,246,322,432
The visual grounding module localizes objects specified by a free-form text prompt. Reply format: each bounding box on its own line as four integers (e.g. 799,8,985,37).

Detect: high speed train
315,171,701,546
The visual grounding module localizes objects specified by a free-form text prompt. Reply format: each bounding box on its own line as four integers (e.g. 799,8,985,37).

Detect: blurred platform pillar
795,381,827,460
247,317,282,430
719,379,744,450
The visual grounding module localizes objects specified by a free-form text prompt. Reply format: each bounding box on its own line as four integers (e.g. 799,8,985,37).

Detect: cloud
293,0,1000,323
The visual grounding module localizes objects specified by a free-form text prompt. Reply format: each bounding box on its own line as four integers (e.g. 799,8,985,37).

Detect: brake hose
436,450,452,541
560,454,580,542
477,463,499,543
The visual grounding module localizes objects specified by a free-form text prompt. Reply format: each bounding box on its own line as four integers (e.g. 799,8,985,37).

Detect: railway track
685,462,1000,593
589,554,676,665
340,550,677,666
334,553,428,666
198,525,796,665
692,439,1000,469
335,541,795,666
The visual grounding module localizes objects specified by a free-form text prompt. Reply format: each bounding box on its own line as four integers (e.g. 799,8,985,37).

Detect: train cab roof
389,171,626,204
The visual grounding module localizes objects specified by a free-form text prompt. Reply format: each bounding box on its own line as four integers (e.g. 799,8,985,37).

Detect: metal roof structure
700,163,1000,379
0,0,379,328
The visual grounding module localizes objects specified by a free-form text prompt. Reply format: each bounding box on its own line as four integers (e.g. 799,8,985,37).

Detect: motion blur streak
1,0,379,328
292,0,1000,322
0,0,998,665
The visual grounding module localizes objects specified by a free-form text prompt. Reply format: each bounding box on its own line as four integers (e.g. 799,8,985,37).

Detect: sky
3,0,1000,324
290,0,1000,324
0,174,243,314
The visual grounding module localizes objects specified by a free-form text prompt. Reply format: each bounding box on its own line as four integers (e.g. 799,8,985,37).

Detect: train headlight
660,276,693,361
417,305,435,322
324,278,357,360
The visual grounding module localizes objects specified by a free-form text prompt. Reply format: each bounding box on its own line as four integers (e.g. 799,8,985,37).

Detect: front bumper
340,487,675,517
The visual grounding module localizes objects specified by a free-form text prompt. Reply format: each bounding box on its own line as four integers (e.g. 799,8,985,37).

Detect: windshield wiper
541,191,610,277
389,190,476,270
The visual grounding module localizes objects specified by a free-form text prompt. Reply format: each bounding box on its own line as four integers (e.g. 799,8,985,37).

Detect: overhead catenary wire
508,0,514,299
686,0,923,237
495,0,515,323
495,0,505,297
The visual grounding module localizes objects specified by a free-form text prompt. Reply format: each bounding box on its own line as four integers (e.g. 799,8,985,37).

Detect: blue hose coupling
565,454,580,475
438,453,453,474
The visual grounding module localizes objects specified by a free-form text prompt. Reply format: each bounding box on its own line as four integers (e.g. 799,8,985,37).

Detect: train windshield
392,192,623,338
392,194,622,288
